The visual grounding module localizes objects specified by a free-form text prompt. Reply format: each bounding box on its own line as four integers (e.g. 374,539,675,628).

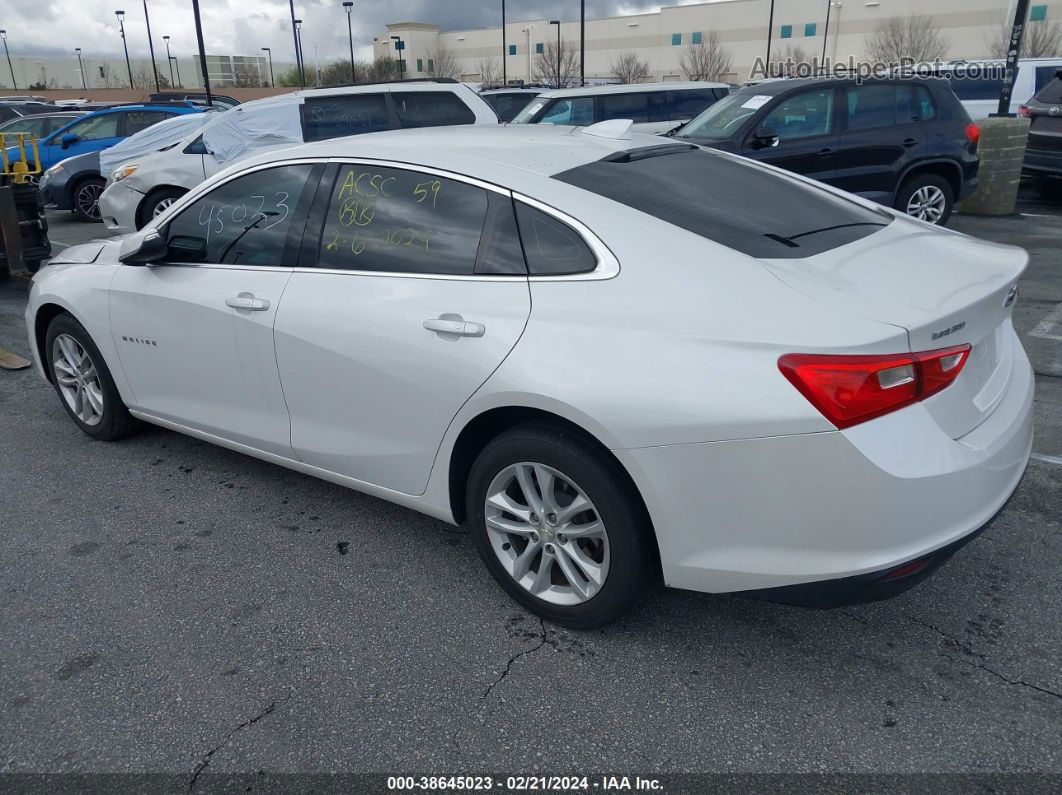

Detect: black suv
1020,70,1062,200
672,77,979,225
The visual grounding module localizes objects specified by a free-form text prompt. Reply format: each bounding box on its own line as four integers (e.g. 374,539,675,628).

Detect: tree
865,15,948,64
477,57,502,87
276,66,302,87
534,40,579,88
318,59,365,87
985,20,1062,58
611,51,651,84
774,44,811,77
367,54,397,83
130,65,169,89
428,45,462,79
679,32,733,81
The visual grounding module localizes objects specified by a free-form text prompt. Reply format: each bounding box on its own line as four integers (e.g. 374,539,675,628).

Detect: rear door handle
225,295,270,311
423,317,485,337
817,147,834,156
903,138,918,147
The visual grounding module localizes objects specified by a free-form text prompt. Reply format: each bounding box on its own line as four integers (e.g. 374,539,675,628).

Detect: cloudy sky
3,0,700,65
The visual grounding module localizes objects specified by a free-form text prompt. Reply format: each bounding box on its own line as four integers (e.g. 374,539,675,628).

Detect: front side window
123,110,173,135
301,94,391,142
163,164,316,265
760,89,834,140
536,97,595,125
315,164,489,275
599,92,666,123
66,114,120,141
392,91,476,128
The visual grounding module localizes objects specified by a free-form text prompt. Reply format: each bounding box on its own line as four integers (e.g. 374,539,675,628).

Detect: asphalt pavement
1,193,1060,782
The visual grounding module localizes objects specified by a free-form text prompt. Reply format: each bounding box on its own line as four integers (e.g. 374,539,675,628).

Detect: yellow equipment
0,133,42,184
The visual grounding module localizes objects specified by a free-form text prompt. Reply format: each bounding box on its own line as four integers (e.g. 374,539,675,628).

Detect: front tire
45,314,137,441
136,187,186,230
71,176,106,222
467,424,654,629
895,173,954,226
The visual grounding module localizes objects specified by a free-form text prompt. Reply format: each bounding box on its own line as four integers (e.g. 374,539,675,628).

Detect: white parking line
1030,303,1062,342
1032,453,1062,466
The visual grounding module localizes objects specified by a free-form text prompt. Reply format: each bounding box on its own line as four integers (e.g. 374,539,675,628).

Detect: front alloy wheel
74,179,105,221
485,462,610,605
52,333,104,426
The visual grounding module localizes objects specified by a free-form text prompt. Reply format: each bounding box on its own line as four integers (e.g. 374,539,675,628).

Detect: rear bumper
1023,148,1062,177
614,331,1034,597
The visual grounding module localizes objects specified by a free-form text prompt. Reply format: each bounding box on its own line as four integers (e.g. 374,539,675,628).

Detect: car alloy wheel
51,333,104,426
152,197,177,218
75,182,104,221
484,462,610,605
905,185,947,223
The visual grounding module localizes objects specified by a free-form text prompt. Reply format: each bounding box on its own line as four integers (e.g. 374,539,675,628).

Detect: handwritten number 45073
197,193,290,244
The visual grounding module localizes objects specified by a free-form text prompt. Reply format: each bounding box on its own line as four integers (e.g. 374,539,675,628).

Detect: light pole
550,20,560,88
163,36,175,87
75,47,87,89
765,0,775,68
295,19,306,87
190,0,212,106
343,2,355,84
580,0,585,86
287,2,303,89
0,31,14,91
115,11,134,89
390,35,404,80
501,0,507,86
170,56,182,87
142,0,160,92
262,47,274,87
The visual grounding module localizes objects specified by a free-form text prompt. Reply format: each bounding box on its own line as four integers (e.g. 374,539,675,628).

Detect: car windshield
553,146,891,259
674,91,766,140
511,97,550,124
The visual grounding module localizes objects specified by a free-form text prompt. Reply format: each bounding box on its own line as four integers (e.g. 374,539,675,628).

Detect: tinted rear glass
393,91,476,128
598,92,667,123
667,88,723,119
943,76,1005,101
553,147,891,259
302,94,390,141
1034,77,1062,104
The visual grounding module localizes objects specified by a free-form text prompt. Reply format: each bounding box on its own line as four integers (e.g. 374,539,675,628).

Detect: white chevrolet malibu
25,123,1033,628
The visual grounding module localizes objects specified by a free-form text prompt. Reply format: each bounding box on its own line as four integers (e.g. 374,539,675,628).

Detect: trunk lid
761,218,1027,438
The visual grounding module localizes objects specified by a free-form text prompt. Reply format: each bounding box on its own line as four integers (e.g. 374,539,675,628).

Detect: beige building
373,0,1061,85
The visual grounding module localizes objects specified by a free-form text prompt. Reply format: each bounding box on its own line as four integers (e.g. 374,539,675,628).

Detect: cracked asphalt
1,191,1061,782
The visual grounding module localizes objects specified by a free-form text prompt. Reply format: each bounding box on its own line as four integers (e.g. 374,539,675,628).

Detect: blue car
4,104,203,185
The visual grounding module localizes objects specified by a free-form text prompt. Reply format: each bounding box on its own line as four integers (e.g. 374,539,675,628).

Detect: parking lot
1,191,1060,780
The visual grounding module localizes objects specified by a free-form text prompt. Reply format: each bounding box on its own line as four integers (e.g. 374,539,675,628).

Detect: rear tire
136,187,186,230
894,173,954,226
71,176,106,222
45,313,138,441
466,423,654,629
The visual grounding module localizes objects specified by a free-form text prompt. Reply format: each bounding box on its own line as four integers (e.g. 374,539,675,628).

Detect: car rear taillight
964,123,980,144
1017,105,1032,118
778,345,971,429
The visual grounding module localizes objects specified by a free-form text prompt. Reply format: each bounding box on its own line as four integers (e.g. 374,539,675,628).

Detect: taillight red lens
778,345,971,429
1017,105,1031,118
964,123,980,143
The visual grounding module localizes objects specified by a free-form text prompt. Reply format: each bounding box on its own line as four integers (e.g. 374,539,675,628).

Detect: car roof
730,75,950,95
481,87,543,95
237,123,672,186
533,81,727,99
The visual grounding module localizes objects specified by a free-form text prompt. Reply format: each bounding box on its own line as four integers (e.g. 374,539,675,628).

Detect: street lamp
0,30,13,91
287,2,303,89
343,2,355,84
580,0,585,86
162,36,175,87
549,20,561,88
390,35,404,81
170,56,182,88
261,47,274,87
190,0,212,105
295,19,306,87
501,0,507,87
115,11,134,89
75,47,87,90
142,0,160,93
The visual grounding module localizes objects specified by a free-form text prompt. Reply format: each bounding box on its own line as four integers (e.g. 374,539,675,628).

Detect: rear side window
164,164,316,266
1035,67,1061,95
846,85,895,130
514,202,597,275
944,76,1005,101
667,88,722,119
301,94,391,142
315,164,488,275
599,92,667,123
553,147,891,260
123,110,172,135
1034,77,1062,104
393,91,476,128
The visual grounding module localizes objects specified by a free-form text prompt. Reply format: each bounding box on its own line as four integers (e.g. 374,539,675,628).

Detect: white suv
99,81,498,233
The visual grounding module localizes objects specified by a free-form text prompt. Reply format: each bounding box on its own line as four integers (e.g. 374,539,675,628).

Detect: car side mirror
60,133,79,149
118,229,168,265
749,127,779,149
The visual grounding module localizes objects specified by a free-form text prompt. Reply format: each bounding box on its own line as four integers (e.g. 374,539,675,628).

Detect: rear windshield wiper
764,222,889,248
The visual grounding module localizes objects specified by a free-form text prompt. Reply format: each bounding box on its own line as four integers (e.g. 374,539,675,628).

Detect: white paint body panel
27,125,1034,597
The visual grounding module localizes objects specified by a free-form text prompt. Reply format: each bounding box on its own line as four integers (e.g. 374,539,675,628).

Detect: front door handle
902,138,918,148
423,316,485,337
225,295,270,311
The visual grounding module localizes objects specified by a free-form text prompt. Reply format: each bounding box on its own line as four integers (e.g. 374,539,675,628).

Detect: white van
511,81,730,134
917,58,1062,119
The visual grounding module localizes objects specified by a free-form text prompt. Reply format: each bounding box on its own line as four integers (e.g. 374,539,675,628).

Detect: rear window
598,92,666,123
1034,77,1062,104
301,94,391,142
553,146,891,259
393,91,476,128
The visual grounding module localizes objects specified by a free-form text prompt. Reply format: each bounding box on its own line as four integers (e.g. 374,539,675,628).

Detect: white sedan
24,123,1033,628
